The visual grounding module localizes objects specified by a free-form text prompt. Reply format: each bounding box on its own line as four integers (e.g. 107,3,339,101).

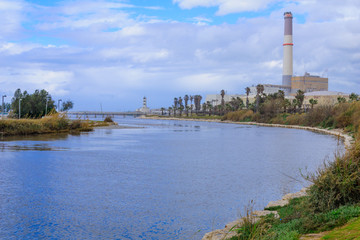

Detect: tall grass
0,113,92,136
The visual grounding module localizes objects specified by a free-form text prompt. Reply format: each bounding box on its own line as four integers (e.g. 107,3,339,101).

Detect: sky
0,0,359,111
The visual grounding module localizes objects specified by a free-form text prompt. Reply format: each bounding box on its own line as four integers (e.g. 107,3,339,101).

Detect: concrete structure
291,72,328,94
282,12,293,88
136,96,150,113
248,84,290,96
303,91,349,106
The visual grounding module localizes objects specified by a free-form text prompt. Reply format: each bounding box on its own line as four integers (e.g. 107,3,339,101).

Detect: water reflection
0,143,68,152
0,118,344,239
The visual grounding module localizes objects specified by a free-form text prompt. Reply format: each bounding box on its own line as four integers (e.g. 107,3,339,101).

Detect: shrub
222,110,254,122
104,116,114,123
305,143,360,212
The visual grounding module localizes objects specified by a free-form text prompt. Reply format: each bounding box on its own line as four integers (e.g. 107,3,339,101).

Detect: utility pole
19,98,22,119
45,97,50,116
58,99,62,112
2,95,6,120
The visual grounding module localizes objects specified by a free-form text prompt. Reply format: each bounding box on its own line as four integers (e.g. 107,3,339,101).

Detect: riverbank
142,115,359,240
142,116,353,148
0,114,94,137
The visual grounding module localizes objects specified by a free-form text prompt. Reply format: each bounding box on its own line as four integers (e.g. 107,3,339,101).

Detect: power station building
205,11,342,106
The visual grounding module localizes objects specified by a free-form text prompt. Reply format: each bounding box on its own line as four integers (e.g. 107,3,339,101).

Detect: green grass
322,217,360,240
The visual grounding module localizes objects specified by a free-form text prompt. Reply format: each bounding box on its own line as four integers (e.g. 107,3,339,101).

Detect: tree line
163,85,359,117
1,88,74,119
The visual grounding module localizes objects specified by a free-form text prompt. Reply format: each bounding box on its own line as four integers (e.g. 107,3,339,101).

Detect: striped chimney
282,12,293,87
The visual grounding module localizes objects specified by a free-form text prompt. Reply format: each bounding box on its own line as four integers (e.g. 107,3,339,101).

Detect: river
0,117,343,239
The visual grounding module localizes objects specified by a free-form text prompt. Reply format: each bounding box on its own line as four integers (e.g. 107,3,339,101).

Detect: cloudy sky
0,0,359,111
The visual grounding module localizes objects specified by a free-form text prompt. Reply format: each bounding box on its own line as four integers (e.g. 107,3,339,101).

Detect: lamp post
58,99,62,112
2,95,6,120
45,97,50,116
19,98,22,119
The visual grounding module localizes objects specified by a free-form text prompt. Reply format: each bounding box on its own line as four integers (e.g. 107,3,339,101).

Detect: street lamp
1,95,6,120
45,97,50,116
58,99,62,112
19,98,22,119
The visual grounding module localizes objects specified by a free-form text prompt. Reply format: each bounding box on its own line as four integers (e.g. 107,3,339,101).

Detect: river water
0,117,343,239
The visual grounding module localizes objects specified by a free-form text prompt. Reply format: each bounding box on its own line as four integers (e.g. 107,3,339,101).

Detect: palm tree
178,97,183,116
220,89,225,113
309,98,318,110
174,97,178,116
256,84,264,113
160,107,165,115
245,87,250,109
295,90,305,112
202,102,207,113
190,95,194,116
206,101,213,116
185,105,190,117
292,99,298,113
168,107,172,116
284,99,291,113
184,95,189,115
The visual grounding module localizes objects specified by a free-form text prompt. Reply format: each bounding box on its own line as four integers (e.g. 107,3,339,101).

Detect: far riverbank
141,116,353,148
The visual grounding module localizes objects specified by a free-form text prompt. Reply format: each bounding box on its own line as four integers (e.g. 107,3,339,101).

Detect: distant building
290,72,328,95
136,96,150,113
248,84,290,96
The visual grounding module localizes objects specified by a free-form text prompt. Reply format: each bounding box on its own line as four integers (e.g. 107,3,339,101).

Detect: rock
266,187,308,208
202,219,243,240
252,210,279,218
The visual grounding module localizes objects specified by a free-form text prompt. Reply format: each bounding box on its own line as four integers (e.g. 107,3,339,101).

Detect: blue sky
0,0,359,111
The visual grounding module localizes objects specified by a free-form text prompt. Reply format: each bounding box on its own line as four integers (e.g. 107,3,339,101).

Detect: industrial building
291,72,328,94
205,11,340,106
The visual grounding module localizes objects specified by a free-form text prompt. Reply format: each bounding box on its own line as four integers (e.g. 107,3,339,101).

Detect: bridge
68,111,147,118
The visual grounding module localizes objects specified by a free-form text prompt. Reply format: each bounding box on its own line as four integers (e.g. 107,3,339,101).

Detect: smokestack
282,12,293,87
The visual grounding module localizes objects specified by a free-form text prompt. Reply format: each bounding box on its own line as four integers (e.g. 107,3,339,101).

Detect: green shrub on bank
222,110,254,122
0,114,92,136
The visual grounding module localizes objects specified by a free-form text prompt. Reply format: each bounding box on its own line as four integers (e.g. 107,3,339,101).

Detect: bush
305,142,360,212
104,116,114,123
222,110,254,122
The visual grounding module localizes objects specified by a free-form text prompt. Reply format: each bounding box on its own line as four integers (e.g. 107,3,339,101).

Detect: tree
160,107,165,115
178,97,183,116
309,98,318,110
284,99,291,113
229,97,244,111
256,84,264,113
337,96,346,104
173,97,178,116
62,100,74,111
194,95,202,112
206,101,213,116
349,93,359,102
190,95,194,115
184,95,189,115
220,89,225,108
168,107,172,116
295,90,305,112
10,88,56,118
245,87,250,109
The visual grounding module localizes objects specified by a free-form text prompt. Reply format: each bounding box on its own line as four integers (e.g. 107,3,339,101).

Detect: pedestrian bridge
68,111,146,117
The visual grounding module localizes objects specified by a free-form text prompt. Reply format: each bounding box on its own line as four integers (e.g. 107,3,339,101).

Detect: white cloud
0,0,25,38
1,0,360,110
173,0,278,15
0,68,73,96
